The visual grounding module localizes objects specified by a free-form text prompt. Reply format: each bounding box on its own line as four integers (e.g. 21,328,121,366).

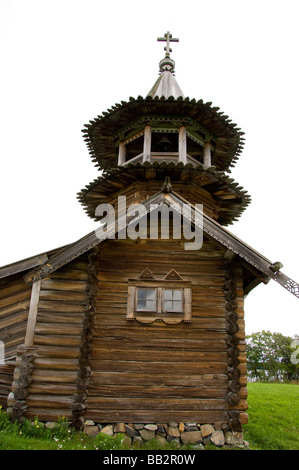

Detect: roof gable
21,183,275,284
1,178,296,299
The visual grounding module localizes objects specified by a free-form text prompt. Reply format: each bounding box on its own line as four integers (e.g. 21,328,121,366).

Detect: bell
157,134,173,152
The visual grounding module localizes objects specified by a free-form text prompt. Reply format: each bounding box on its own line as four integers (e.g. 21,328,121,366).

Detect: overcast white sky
0,0,298,337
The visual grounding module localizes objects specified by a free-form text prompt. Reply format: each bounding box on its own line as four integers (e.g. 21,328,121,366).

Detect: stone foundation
82,421,249,449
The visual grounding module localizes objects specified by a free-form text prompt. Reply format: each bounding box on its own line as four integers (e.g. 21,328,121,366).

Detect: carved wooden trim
72,249,98,430
225,262,242,432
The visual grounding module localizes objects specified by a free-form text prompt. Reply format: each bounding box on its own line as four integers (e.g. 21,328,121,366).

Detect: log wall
2,239,248,428
85,235,248,426
11,256,89,421
0,273,32,407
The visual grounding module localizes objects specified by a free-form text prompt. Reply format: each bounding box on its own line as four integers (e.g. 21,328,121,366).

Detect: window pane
164,300,173,311
173,290,182,301
137,289,146,300
164,289,173,301
137,300,146,310
146,289,156,300
137,288,156,311
146,300,156,311
173,300,182,312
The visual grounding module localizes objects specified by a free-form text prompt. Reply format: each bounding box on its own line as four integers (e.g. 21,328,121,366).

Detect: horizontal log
36,312,84,325
26,394,74,408
0,288,31,309
38,300,84,313
89,372,227,388
41,279,87,292
34,334,81,347
35,346,80,359
33,358,79,371
86,397,227,411
92,326,226,341
45,271,88,281
39,290,86,303
25,408,73,421
0,374,14,386
0,363,15,373
0,279,30,299
90,360,227,375
29,383,77,395
91,348,227,363
0,310,28,330
92,337,227,352
84,410,227,424
87,384,227,399
35,323,82,336
31,369,78,383
0,299,30,318
92,313,226,328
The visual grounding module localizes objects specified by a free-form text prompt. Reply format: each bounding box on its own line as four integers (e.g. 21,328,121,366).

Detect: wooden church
0,33,298,440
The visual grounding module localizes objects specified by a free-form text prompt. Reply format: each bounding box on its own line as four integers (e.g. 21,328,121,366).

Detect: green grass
243,382,299,450
0,413,128,451
0,383,298,450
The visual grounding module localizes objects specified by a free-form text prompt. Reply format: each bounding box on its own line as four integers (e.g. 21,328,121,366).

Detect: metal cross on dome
157,31,179,58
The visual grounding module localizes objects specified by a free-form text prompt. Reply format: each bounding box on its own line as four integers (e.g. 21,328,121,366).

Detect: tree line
246,330,299,382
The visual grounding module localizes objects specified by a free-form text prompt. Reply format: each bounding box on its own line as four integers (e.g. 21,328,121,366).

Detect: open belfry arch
0,33,298,441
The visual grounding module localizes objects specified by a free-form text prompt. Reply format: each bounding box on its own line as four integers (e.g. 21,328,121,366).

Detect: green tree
246,330,299,382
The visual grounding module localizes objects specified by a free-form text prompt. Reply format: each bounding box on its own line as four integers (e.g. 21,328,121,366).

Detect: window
163,289,183,312
127,269,191,324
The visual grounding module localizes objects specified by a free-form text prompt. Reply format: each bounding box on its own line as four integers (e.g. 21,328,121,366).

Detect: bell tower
78,32,250,228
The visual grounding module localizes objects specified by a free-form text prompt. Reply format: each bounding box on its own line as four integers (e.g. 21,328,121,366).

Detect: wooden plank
0,253,48,279
24,280,41,347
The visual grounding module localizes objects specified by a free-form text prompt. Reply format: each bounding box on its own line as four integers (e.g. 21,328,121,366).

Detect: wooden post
24,280,41,347
183,287,192,322
118,141,126,166
203,142,211,167
142,125,152,162
178,125,187,164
